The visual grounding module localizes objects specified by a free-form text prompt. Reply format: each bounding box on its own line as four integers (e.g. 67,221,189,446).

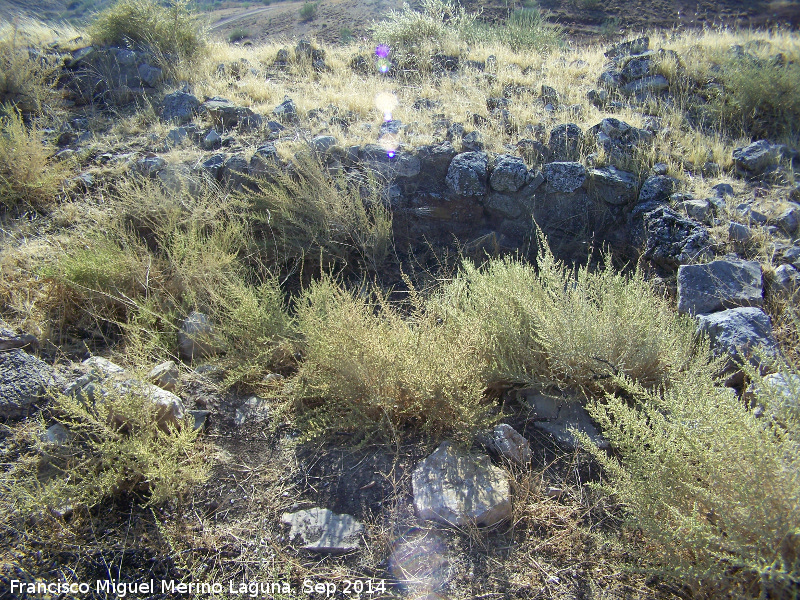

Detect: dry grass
0,110,71,209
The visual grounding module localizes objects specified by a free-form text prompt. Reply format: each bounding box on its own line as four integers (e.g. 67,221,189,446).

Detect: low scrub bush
2,385,208,519
0,109,68,209
293,238,698,441
89,0,204,61
292,277,490,442
582,356,800,598
299,0,320,22
433,241,695,394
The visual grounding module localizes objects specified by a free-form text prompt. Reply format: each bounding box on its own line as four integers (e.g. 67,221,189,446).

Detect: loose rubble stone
543,162,586,194
588,166,638,205
638,175,679,204
273,96,298,123
772,264,800,294
776,207,798,235
446,152,489,196
482,424,532,466
696,307,777,370
234,396,270,426
522,392,609,450
0,328,38,351
729,221,752,242
412,442,511,527
746,372,800,420
733,141,780,175
677,259,763,315
202,130,222,150
678,198,712,222
281,508,364,553
148,361,179,392
178,311,218,361
605,37,650,59
162,91,200,124
203,97,259,129
548,123,583,161
490,155,529,193
0,349,64,419
310,135,337,154
621,75,669,95
114,380,186,429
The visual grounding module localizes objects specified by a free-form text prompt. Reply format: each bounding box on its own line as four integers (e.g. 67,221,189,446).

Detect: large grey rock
0,328,38,351
733,141,779,175
281,508,363,553
162,91,200,124
747,372,800,419
696,307,777,368
590,117,652,160
620,54,655,81
446,152,489,197
548,123,583,161
416,142,456,192
361,146,421,180
273,96,298,124
178,311,218,361
640,206,711,270
234,396,271,426
776,207,799,235
588,166,638,205
490,155,528,193
137,63,162,87
0,349,64,418
310,135,337,154
114,380,186,429
412,442,510,527
543,162,586,193
484,194,523,219
677,259,764,315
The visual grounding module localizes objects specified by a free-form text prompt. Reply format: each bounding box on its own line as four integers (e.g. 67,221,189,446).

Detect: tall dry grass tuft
0,109,69,209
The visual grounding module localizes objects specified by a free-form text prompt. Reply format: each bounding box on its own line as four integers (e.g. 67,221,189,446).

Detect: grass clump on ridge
371,0,562,61
89,0,204,61
45,177,292,387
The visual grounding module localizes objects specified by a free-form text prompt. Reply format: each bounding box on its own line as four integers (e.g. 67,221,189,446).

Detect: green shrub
339,26,353,44
228,27,250,43
292,276,490,442
582,357,800,598
433,242,694,394
2,385,208,518
299,1,320,22
0,109,68,209
89,0,204,61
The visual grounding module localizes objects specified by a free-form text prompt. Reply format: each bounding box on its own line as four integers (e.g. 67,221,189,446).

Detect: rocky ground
0,13,799,600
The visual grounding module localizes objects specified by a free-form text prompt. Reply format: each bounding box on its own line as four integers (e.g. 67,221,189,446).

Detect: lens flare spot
388,529,449,596
378,133,399,157
376,58,392,74
375,92,398,122
375,44,390,59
